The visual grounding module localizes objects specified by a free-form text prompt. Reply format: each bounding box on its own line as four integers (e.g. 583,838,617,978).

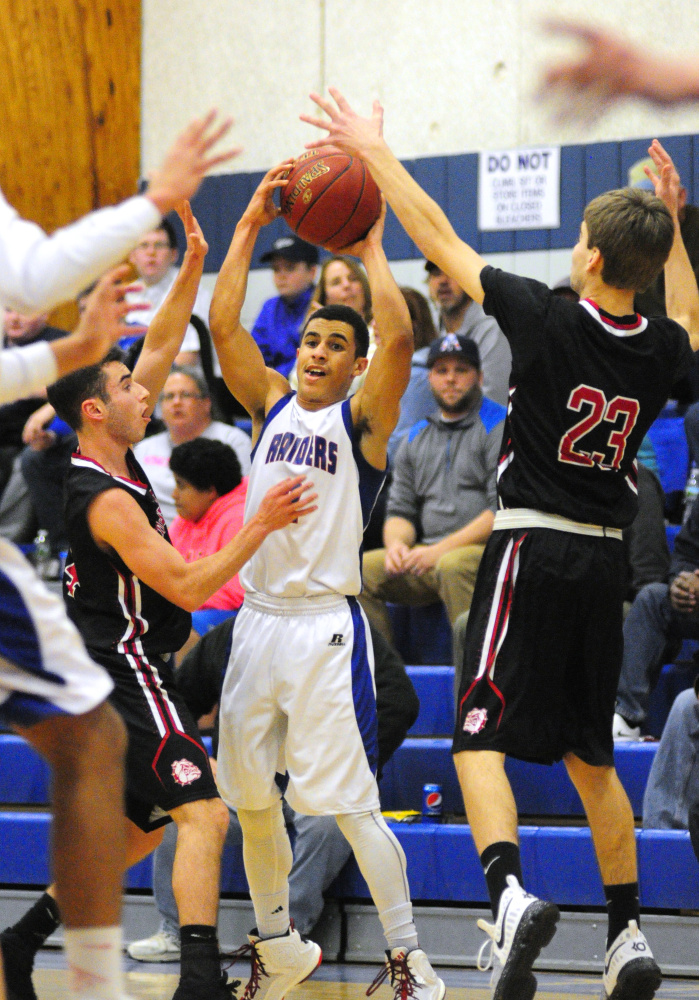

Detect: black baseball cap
260,235,319,265
424,260,441,275
427,333,481,370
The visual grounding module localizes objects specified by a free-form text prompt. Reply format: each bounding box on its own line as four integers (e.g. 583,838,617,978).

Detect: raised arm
87,475,317,613
645,140,699,351
132,202,208,407
209,163,293,433
0,266,145,405
0,111,238,314
300,89,487,304
346,204,413,467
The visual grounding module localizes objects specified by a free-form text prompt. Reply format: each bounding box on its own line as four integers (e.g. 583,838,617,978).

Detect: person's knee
435,545,482,582
564,754,615,793
173,796,229,846
361,549,389,593
238,802,284,842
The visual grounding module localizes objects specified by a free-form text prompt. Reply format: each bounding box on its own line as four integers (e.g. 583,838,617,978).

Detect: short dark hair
169,438,242,497
301,304,370,359
583,188,674,292
158,217,178,251
47,346,126,431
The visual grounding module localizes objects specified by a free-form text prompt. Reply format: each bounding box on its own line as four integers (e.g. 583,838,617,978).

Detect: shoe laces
221,942,265,999
366,952,419,999
476,916,497,973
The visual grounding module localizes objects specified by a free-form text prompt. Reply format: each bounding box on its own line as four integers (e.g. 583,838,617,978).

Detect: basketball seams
292,158,354,234
281,150,351,228
322,161,368,250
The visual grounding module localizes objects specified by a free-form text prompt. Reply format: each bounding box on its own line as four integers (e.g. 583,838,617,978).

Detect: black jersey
63,450,191,655
481,266,695,529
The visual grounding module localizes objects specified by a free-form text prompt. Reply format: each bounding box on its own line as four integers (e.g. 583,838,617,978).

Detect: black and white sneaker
600,920,661,1000
476,875,559,1000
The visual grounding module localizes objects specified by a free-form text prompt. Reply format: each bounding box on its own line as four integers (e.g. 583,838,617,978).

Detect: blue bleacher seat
191,607,238,635
0,735,50,804
406,666,454,735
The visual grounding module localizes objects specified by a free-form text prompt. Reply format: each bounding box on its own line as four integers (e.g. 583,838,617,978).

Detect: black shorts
452,527,626,767
92,648,219,832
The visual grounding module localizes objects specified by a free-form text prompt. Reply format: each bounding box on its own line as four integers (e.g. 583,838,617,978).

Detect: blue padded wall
166,132,699,272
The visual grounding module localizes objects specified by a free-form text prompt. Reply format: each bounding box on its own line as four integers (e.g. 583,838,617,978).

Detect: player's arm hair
352,241,413,466
664,216,699,351
132,204,208,409
209,216,288,431
364,145,487,304
86,486,298,613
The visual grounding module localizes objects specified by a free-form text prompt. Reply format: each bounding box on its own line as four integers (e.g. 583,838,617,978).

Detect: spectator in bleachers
643,678,699,830
251,235,318,377
615,493,699,740
425,260,511,406
125,218,214,370
360,335,505,645
133,365,251,525
387,287,439,462
169,438,248,612
127,614,419,960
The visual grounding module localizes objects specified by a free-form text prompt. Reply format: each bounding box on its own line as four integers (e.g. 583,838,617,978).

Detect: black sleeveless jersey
481,266,695,530
62,449,191,655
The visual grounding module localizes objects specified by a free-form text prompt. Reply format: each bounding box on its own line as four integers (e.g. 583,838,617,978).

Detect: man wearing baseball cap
251,234,319,376
360,332,506,645
425,260,511,406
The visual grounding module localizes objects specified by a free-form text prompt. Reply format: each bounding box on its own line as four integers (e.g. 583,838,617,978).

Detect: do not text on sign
478,147,560,232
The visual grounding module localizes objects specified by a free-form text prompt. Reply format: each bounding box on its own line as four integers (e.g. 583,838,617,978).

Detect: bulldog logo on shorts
171,759,202,786
463,707,488,734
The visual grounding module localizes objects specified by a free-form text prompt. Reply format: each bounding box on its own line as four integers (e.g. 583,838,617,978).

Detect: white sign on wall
478,147,560,231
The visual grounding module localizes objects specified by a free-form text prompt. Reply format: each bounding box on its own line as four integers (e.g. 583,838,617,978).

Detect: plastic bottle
684,465,699,523
33,529,51,577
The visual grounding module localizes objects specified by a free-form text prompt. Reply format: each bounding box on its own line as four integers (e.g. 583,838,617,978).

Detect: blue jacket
251,286,315,377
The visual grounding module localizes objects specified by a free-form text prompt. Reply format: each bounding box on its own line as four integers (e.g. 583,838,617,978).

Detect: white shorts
217,592,380,815
0,539,113,727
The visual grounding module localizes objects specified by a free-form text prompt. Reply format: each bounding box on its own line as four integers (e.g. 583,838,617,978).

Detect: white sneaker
612,713,641,741
236,927,321,999
367,947,445,999
476,875,559,1000
600,920,661,999
127,928,181,962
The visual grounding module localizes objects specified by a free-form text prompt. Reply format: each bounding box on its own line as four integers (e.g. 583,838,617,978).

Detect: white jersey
240,393,385,599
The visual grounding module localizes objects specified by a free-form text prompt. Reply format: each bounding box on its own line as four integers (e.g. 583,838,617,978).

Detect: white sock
238,802,293,939
63,926,124,999
336,810,419,951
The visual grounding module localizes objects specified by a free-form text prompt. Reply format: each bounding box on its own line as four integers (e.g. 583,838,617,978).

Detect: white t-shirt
133,421,252,525
126,266,219,375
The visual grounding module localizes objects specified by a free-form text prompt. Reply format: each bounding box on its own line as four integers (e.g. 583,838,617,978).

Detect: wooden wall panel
0,0,140,326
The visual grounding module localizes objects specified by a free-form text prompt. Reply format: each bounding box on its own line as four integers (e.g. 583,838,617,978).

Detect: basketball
280,146,381,252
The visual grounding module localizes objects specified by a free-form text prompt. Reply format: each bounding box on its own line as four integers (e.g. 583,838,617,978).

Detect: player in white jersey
209,166,446,1000
0,104,237,1000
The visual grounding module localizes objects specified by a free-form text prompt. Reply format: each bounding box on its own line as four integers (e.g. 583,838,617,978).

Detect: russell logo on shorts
328,633,345,646
463,707,488,734
171,759,202,786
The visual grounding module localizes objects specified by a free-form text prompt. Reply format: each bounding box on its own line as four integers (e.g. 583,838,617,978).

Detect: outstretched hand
645,140,681,218
255,475,318,533
147,110,241,215
176,201,209,268
72,266,148,363
244,160,295,228
541,20,679,117
300,88,384,158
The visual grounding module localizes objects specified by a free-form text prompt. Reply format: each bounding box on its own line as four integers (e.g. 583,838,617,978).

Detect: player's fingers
328,86,351,111
200,147,243,172
299,113,333,133
199,116,234,153
541,17,602,44
308,91,336,117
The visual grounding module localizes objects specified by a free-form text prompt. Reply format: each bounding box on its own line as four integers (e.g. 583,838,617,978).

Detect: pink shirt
169,478,248,610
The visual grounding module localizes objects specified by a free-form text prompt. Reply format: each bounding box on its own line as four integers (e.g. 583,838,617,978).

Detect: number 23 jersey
481,265,695,529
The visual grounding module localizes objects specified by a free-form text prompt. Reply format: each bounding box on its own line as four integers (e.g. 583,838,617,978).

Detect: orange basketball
280,147,381,252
